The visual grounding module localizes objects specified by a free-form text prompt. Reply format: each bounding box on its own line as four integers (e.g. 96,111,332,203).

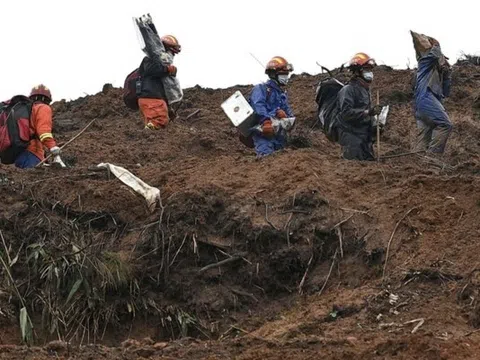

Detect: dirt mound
0,64,480,359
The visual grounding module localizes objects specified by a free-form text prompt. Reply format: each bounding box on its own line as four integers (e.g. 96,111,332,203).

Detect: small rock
121,339,141,349
46,340,68,353
142,337,155,346
153,342,168,350
162,345,176,354
346,336,358,346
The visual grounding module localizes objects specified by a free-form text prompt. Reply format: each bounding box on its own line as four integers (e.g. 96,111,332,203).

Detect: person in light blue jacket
414,40,452,154
249,56,294,157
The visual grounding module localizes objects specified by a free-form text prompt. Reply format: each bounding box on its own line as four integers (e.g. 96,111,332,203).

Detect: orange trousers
138,98,169,128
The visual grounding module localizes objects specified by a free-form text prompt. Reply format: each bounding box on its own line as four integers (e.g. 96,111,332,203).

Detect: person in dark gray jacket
336,53,381,161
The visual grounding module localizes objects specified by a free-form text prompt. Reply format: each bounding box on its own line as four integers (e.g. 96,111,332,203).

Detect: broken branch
336,227,344,258
185,109,201,120
404,318,425,334
280,209,311,215
298,254,314,295
340,207,370,214
199,254,245,273
263,202,278,230
319,249,338,296
229,288,259,303
333,214,354,229
382,207,417,280
169,233,188,267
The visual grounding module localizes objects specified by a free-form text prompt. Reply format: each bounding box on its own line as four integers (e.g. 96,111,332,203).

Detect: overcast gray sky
1,0,477,101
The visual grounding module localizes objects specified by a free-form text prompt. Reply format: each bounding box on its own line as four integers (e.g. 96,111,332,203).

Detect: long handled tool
376,91,381,162
249,53,265,70
35,118,97,168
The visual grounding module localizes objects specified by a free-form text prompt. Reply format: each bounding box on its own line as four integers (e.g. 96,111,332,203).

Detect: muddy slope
0,63,479,359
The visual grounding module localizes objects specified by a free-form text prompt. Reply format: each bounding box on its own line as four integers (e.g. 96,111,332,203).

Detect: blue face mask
362,71,374,82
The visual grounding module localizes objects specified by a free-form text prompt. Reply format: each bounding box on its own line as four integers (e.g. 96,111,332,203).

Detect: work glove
52,155,66,168
50,146,61,156
167,65,177,76
276,109,287,119
261,119,274,137
368,105,383,117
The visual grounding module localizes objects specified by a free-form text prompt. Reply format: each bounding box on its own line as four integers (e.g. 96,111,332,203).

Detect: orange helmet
265,56,294,74
349,53,376,68
161,35,181,54
30,84,52,101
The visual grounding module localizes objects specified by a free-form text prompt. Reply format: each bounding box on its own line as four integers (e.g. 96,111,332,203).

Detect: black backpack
0,95,33,164
123,69,141,110
315,77,344,142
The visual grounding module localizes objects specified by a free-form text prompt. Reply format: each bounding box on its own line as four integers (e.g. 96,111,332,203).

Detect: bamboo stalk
35,118,97,167
376,91,381,162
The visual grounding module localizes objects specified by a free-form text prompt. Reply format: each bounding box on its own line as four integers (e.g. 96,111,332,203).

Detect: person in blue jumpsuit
414,40,452,154
249,56,294,157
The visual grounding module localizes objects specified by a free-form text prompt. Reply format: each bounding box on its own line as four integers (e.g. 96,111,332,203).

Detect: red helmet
265,56,294,74
161,35,181,54
30,84,52,101
349,53,376,68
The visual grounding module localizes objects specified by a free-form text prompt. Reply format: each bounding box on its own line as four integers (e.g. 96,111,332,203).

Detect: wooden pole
376,91,381,162
35,118,97,168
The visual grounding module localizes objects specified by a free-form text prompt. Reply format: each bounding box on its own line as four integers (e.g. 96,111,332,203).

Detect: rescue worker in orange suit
137,35,181,130
336,53,381,161
15,85,63,169
249,56,294,156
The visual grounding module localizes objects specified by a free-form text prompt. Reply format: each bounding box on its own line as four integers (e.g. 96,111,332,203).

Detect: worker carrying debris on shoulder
335,53,380,161
249,56,295,157
138,35,181,130
412,33,452,154
0,85,64,169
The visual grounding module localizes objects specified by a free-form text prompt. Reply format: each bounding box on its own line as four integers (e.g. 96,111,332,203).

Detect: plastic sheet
97,163,160,213
134,14,183,104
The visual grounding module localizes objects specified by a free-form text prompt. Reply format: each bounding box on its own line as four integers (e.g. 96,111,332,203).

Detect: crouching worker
0,85,63,169
249,56,295,157
138,35,181,130
336,53,381,161
20,85,64,168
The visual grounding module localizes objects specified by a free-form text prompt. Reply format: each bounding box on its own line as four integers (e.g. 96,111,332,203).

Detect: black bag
315,77,344,142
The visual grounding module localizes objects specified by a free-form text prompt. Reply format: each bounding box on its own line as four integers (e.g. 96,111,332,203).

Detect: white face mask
278,74,290,85
362,71,374,82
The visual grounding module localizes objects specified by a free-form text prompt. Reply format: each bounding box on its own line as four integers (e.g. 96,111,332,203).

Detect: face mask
362,71,374,82
277,74,290,85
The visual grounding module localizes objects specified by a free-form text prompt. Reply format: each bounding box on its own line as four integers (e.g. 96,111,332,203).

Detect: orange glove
167,65,177,76
276,109,287,119
262,119,274,137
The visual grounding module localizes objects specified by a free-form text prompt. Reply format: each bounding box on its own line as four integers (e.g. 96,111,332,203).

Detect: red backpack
123,69,141,110
0,95,33,164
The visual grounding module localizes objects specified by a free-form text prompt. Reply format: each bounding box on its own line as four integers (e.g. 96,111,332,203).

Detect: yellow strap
39,133,53,142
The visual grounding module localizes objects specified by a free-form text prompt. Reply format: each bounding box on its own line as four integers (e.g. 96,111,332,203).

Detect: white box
221,91,256,137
